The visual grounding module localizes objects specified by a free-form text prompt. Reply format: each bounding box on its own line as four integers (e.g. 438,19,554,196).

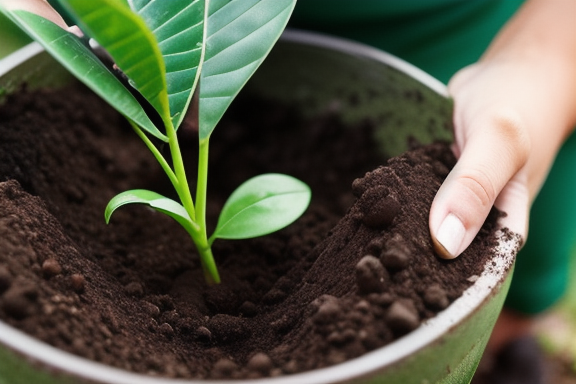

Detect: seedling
1,0,310,284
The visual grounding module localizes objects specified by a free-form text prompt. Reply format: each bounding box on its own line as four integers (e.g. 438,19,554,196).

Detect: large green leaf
128,0,206,130
199,0,296,139
0,9,166,141
58,0,172,125
105,189,196,235
212,173,311,240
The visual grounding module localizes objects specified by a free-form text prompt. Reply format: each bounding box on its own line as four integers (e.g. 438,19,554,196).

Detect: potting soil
0,84,510,379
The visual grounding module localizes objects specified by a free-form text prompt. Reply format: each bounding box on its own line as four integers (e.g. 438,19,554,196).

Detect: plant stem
163,118,219,284
196,234,221,285
129,120,178,188
196,138,210,241
193,136,220,284
165,120,195,219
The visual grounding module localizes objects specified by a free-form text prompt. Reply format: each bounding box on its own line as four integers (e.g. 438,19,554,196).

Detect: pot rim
0,40,43,77
0,29,517,384
282,29,449,98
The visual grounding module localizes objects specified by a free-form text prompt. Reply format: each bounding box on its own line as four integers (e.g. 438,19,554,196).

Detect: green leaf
58,0,172,125
199,0,296,139
212,173,311,240
1,9,166,141
105,189,196,235
128,0,206,130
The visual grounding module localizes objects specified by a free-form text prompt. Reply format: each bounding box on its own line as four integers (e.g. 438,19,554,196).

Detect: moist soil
0,83,506,379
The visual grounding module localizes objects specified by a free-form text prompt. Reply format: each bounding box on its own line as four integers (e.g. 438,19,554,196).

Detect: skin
0,0,82,36
429,0,576,354
430,0,576,260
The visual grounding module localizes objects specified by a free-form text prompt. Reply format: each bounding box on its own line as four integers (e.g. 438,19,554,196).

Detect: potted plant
0,1,520,383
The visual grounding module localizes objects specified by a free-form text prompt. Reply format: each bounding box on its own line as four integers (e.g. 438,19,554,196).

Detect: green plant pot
0,30,519,384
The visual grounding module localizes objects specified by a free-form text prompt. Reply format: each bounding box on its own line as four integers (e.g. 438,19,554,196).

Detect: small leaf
58,0,172,125
199,0,296,139
212,173,311,240
105,189,196,235
128,0,206,130
1,9,166,141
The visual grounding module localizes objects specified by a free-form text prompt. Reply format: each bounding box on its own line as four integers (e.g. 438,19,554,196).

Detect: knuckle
491,110,531,168
457,170,496,210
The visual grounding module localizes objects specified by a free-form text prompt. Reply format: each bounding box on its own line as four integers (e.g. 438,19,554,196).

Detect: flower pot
0,30,519,384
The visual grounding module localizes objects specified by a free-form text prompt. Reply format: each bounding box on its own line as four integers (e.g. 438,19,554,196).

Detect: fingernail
434,213,465,259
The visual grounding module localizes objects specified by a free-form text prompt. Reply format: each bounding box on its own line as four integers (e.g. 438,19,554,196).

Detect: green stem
129,120,178,189
196,138,210,239
165,120,195,219
164,118,219,284
195,234,221,284
194,137,220,284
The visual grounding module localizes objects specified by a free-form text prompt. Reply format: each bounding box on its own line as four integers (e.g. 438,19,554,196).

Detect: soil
0,83,507,379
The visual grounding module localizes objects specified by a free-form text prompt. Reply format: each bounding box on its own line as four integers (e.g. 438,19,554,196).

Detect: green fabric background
291,0,524,84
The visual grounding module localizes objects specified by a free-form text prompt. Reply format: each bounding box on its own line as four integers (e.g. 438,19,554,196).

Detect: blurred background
534,248,576,383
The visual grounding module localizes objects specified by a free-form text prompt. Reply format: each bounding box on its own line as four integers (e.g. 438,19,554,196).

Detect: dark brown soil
0,83,504,379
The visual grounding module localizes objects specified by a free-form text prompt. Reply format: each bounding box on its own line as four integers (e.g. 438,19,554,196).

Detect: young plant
0,0,310,284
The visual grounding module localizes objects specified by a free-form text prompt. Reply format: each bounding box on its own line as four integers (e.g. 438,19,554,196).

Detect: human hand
428,0,576,260
0,0,82,36
429,62,532,259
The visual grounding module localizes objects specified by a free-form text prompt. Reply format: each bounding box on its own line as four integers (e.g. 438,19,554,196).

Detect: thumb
429,113,530,259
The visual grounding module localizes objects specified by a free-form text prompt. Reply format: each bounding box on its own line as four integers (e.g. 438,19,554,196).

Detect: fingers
429,110,530,259
0,0,69,30
493,169,529,242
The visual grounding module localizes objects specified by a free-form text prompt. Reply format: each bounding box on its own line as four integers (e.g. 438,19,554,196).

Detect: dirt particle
41,258,62,278
312,296,341,324
355,255,388,294
147,318,159,332
212,358,238,379
467,275,479,283
282,360,299,374
365,237,385,255
354,299,371,313
351,176,368,197
141,301,161,318
328,328,357,346
270,314,296,335
69,273,85,293
124,281,144,297
247,352,273,374
159,323,174,337
423,284,450,309
381,241,411,271
386,300,420,335
367,292,394,307
194,326,211,341
361,195,401,228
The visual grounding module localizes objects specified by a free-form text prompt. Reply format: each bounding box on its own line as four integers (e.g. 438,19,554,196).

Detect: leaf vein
206,10,286,63
202,58,260,80
151,1,200,34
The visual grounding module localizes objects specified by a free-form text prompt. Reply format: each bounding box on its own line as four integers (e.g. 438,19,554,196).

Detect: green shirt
290,0,524,84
